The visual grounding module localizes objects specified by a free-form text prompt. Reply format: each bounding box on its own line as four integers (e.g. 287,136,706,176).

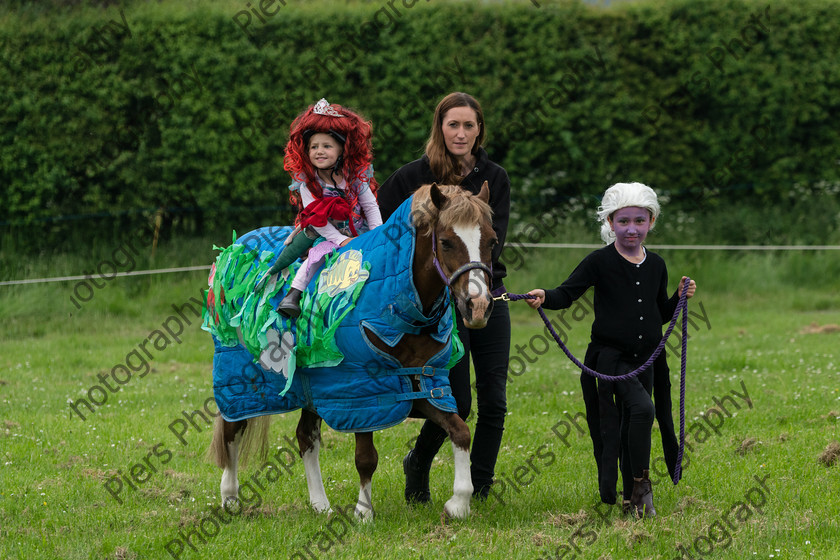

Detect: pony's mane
411,184,493,234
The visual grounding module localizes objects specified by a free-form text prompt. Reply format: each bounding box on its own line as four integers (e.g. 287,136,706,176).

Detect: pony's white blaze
443,443,473,519
467,269,486,298
452,224,490,322
452,224,483,274
302,439,331,513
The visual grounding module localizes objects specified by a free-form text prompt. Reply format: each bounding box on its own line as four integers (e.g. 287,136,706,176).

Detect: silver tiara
312,98,344,118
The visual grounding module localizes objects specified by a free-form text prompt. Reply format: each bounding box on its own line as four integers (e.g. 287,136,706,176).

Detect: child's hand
525,289,545,309
678,277,696,299
339,238,351,247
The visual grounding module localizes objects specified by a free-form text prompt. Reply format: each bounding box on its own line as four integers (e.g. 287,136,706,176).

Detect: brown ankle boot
630,470,656,519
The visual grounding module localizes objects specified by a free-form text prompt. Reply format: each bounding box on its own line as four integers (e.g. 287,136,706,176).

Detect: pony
204,182,497,521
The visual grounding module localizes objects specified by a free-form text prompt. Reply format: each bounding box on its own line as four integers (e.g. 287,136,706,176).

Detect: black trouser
582,355,655,504
615,365,655,500
412,299,510,491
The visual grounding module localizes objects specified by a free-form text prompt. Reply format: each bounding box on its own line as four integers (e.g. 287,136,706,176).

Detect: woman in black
378,92,511,502
526,182,696,519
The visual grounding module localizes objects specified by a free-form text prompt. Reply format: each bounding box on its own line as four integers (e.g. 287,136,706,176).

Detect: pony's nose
465,293,492,325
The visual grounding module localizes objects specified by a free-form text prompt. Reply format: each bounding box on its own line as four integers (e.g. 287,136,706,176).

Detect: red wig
283,100,377,209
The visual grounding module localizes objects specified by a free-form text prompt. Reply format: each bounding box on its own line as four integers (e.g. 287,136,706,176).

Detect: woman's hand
678,276,696,299
525,289,545,309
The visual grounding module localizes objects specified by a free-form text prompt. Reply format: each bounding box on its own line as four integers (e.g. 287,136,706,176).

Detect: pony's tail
206,415,272,469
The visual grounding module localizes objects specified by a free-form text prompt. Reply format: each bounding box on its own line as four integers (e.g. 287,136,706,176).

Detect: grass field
1,238,839,560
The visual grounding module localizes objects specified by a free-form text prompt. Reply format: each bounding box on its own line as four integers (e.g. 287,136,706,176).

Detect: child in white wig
525,182,696,519
597,182,660,244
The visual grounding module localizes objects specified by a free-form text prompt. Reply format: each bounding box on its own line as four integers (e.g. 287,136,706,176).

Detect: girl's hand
339,238,351,247
525,289,545,309
678,277,696,299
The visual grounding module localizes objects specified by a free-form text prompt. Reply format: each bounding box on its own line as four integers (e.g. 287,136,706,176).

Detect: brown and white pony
206,182,496,521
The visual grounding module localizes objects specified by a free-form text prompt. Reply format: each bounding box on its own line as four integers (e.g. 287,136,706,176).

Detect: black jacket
542,243,679,361
378,148,510,287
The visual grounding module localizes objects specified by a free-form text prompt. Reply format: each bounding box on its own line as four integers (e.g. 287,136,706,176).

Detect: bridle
430,228,492,288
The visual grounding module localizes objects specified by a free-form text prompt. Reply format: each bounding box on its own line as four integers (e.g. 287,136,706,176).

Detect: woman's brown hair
424,92,485,185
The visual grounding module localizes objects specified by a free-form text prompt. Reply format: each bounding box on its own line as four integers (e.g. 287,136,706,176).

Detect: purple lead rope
505,277,690,485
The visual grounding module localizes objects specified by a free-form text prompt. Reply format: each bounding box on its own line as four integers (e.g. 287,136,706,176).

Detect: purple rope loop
508,277,690,485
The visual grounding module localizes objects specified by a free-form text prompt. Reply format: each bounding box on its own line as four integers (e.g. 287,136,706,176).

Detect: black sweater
542,244,679,361
377,148,510,286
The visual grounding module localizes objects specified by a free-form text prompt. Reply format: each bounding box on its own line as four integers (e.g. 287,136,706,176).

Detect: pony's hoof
222,496,240,509
354,506,374,523
442,499,470,520
311,501,332,514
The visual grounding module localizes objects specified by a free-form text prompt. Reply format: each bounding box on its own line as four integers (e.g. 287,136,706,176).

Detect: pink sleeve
358,188,383,228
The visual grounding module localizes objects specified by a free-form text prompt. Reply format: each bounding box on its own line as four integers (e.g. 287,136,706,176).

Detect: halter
430,228,493,287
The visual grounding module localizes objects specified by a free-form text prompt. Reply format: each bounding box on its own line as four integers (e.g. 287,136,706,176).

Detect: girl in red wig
267,98,382,318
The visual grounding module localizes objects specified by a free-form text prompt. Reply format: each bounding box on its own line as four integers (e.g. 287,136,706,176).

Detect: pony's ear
430,182,448,211
477,181,490,204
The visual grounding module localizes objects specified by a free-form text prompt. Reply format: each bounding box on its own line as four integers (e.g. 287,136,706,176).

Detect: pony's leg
413,401,473,519
354,432,378,522
446,434,473,520
209,417,247,507
297,409,331,513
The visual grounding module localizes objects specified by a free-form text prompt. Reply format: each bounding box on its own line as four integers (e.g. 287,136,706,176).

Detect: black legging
582,353,656,504
412,299,510,490
615,366,655,499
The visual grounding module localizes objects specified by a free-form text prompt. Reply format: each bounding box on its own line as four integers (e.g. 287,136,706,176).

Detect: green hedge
1,0,838,247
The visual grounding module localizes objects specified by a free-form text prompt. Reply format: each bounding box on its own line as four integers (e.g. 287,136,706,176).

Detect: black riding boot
403,449,432,505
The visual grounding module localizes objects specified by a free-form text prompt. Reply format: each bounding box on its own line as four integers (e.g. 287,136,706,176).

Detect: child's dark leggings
614,366,655,499
594,364,654,502
584,356,672,504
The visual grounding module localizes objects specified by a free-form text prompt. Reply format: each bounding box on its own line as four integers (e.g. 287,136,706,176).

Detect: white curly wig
597,182,660,244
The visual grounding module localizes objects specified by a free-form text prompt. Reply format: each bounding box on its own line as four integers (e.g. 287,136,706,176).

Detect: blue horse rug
202,196,462,432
